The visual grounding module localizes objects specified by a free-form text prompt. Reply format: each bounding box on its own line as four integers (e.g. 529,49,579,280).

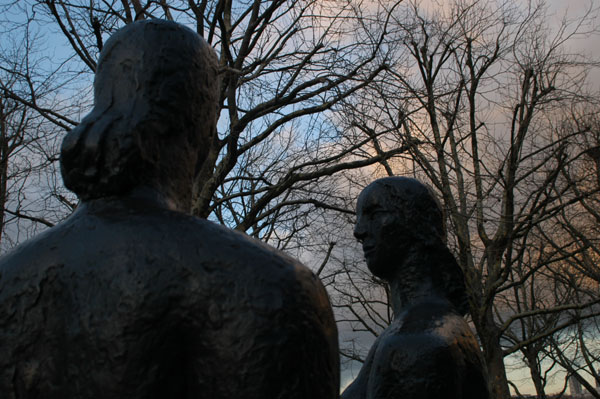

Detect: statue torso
342,300,489,399
0,199,338,399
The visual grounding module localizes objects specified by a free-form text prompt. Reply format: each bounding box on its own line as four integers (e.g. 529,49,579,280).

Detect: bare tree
0,4,78,251
546,315,600,398
537,110,600,398
500,237,600,399
0,0,413,249
2,2,600,397
341,1,600,397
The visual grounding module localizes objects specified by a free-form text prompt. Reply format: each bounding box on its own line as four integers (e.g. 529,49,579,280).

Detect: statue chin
365,258,392,280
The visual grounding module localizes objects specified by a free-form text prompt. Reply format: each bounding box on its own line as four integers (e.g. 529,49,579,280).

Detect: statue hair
60,19,219,211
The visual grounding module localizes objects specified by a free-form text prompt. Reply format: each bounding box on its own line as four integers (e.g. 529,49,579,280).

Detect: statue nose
354,224,366,242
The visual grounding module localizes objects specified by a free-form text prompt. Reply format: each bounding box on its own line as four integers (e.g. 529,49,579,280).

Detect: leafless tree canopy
330,1,600,398
1,1,600,398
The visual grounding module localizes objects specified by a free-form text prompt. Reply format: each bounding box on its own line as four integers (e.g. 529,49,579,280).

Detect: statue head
354,177,468,314
60,20,219,212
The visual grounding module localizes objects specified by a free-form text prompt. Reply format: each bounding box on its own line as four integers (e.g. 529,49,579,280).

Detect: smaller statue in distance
342,176,490,399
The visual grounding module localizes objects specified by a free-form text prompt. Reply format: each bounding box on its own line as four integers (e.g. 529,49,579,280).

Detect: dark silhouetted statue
342,177,489,399
0,20,339,399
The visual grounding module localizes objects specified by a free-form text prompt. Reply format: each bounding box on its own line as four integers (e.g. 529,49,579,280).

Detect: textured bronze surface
0,20,339,399
342,177,489,399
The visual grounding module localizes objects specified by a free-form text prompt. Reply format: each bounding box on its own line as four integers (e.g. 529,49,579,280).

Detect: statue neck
84,185,181,213
126,186,181,211
387,249,436,318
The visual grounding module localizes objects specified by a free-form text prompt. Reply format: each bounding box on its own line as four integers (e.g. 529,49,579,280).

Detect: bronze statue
0,20,339,398
342,177,489,399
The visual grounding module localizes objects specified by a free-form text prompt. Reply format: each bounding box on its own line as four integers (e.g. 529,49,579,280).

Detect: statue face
354,183,410,279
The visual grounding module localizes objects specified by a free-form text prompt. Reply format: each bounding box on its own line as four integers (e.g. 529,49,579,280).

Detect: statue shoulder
367,330,458,398
367,305,488,399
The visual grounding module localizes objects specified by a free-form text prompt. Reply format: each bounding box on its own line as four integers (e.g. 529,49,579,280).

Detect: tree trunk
524,350,547,399
484,341,511,399
0,98,8,248
476,310,511,399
